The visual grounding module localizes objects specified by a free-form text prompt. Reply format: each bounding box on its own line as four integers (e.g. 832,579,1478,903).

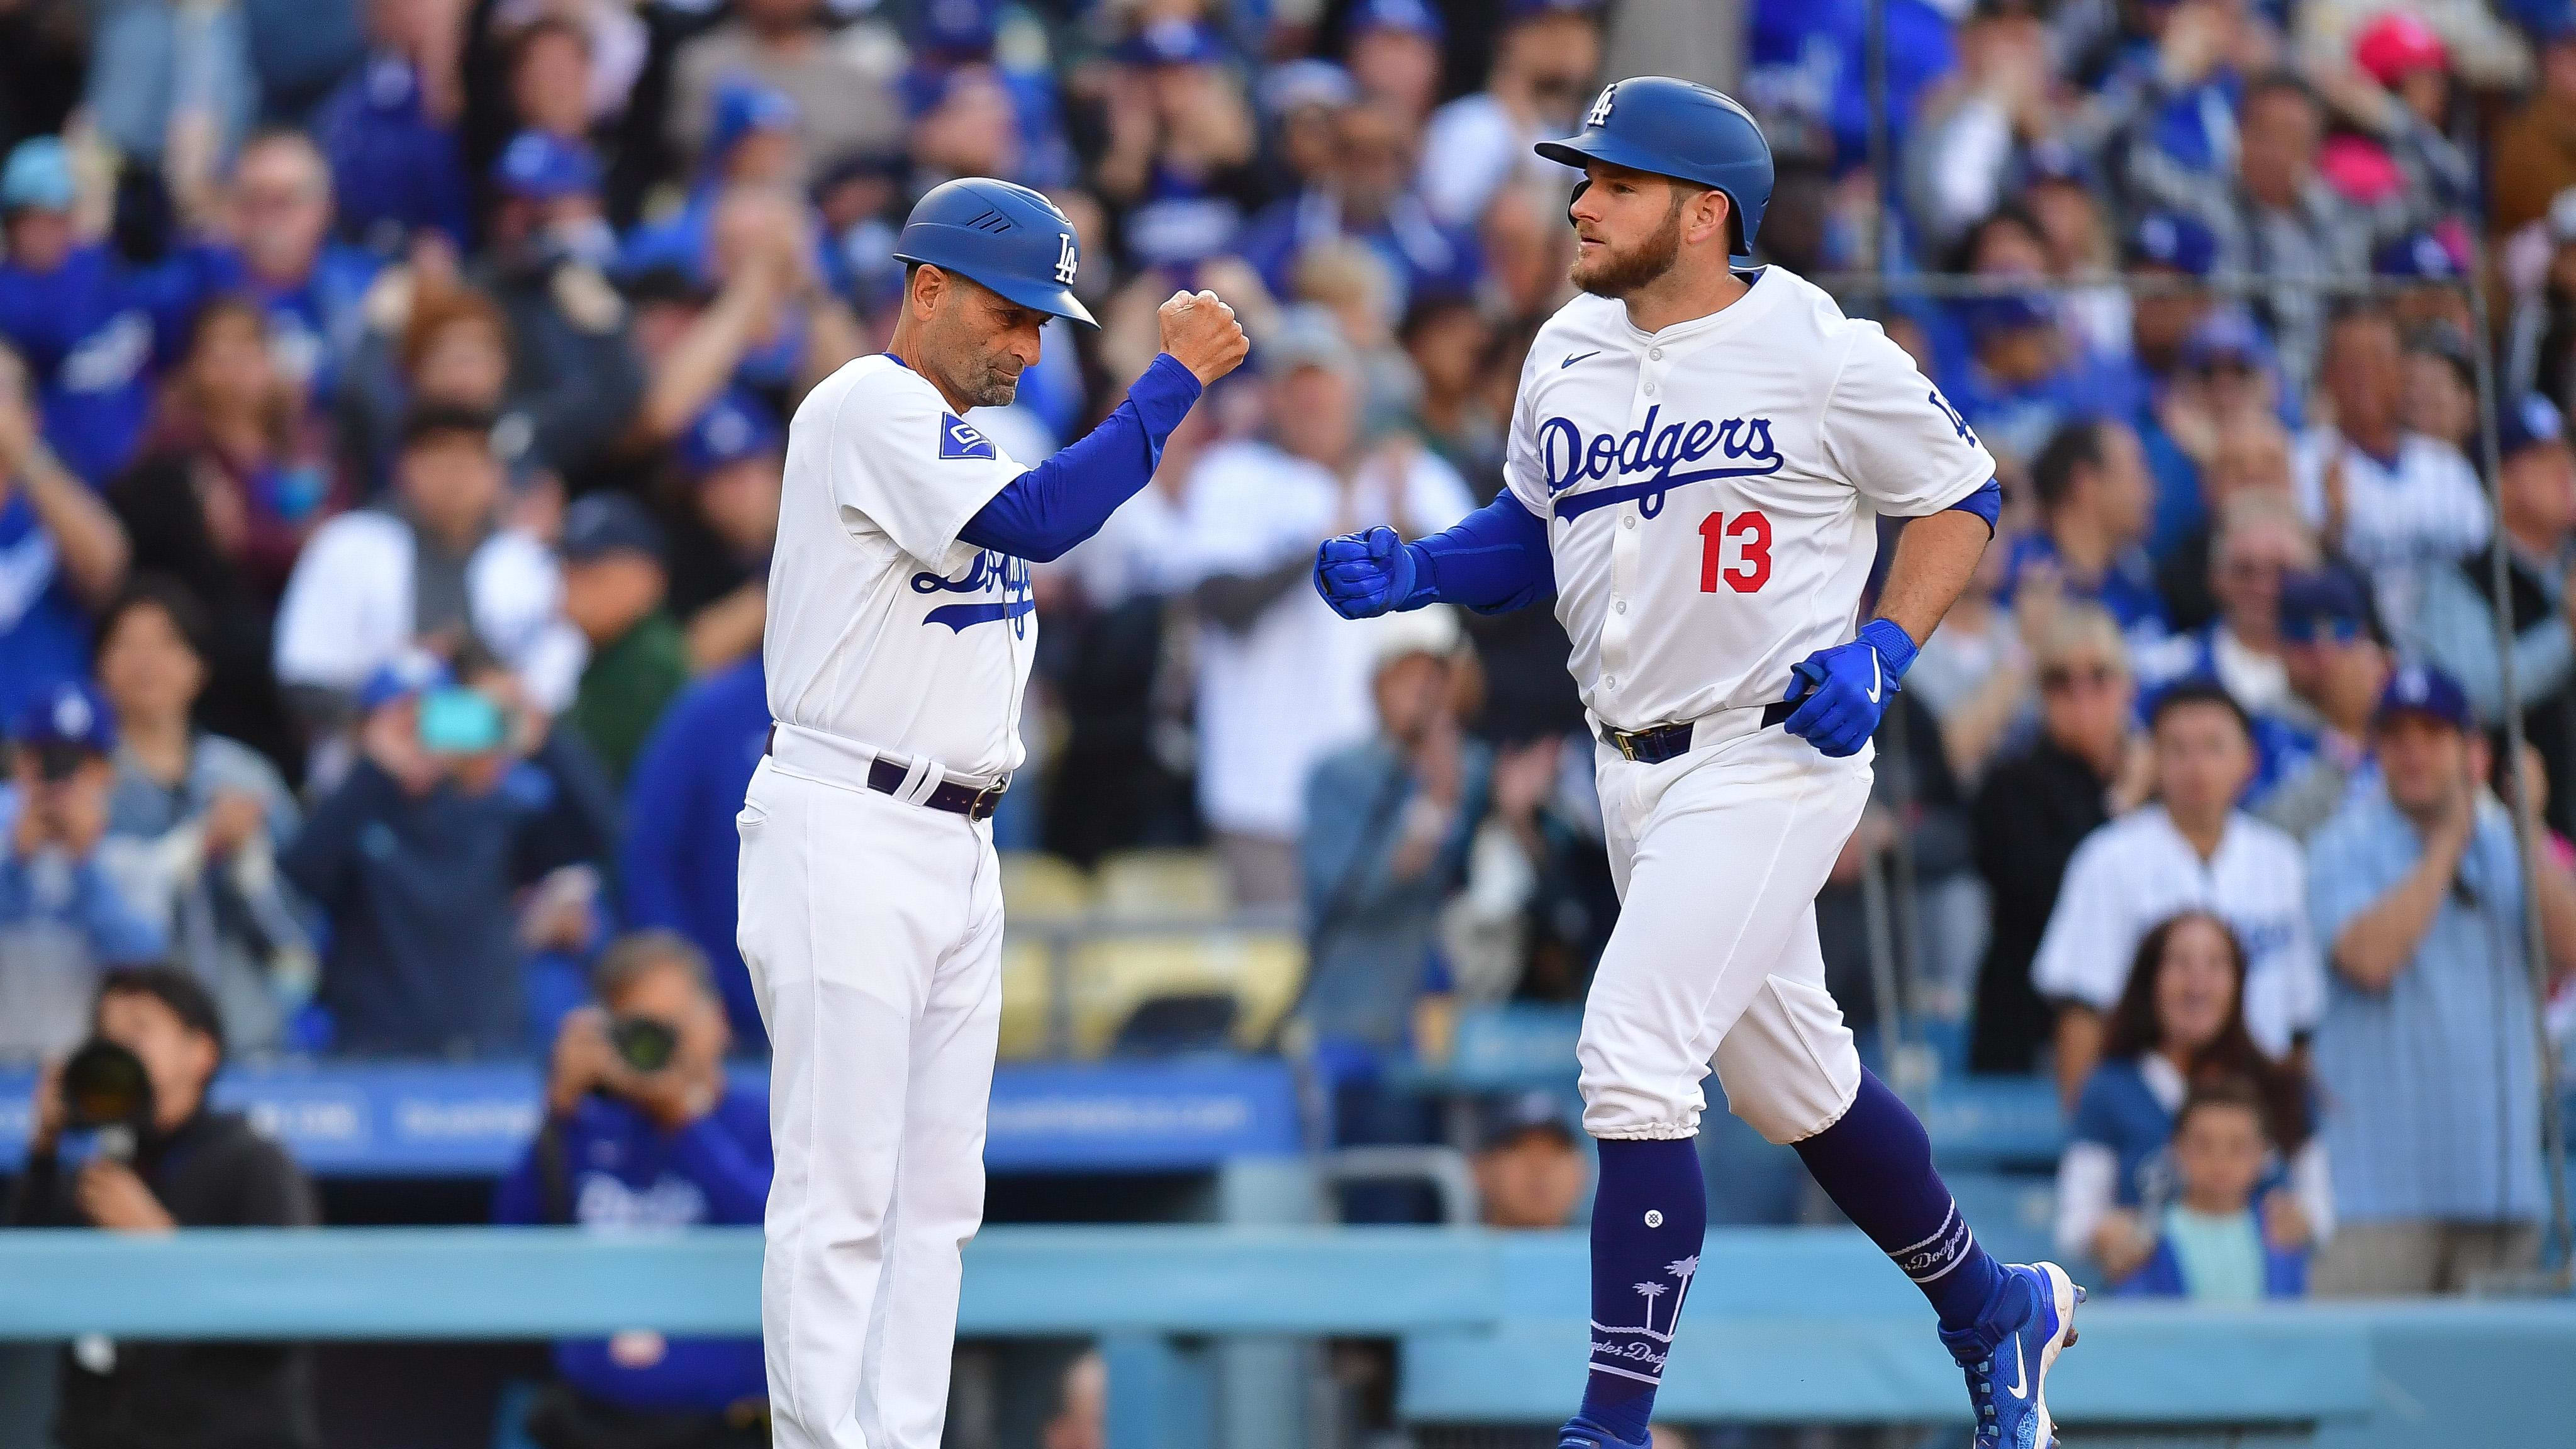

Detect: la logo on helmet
1053,233,1078,286
1587,84,1617,128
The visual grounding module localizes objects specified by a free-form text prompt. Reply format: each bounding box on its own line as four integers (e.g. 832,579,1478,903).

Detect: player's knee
906,1161,990,1232
1576,1019,1709,1140
1715,978,1861,1145
1726,1071,1858,1144
1577,1074,1706,1140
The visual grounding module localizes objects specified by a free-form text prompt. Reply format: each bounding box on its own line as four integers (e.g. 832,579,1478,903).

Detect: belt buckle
1615,730,1640,762
970,777,1008,819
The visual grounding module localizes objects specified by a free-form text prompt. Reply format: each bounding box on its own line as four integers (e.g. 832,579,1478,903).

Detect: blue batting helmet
1535,77,1774,265
893,177,1097,327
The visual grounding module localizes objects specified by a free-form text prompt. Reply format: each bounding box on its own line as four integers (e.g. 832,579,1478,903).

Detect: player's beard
1571,197,1687,299
965,355,1021,408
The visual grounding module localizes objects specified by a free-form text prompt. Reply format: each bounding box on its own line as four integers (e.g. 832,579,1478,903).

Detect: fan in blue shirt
619,656,771,1046
0,339,131,721
621,82,814,286
1949,293,2126,466
0,139,215,485
177,131,382,408
2114,1083,2308,1302
1746,0,1958,172
2058,910,2328,1289
0,492,93,724
1232,100,1482,316
494,931,771,1420
1999,417,2174,650
313,47,470,254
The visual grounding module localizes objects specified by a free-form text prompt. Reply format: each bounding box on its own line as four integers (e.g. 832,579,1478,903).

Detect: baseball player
1315,81,2080,1449
737,177,1247,1449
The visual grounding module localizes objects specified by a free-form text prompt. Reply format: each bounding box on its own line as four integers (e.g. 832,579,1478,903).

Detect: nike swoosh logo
2005,1335,2029,1400
1561,350,1601,368
1865,651,1882,704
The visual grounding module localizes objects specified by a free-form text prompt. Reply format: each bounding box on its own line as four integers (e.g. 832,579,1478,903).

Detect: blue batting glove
1314,525,1418,619
1781,619,1919,758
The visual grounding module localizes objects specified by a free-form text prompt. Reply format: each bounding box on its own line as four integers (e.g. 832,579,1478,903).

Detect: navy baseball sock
1793,1068,2007,1330
1576,1136,1705,1444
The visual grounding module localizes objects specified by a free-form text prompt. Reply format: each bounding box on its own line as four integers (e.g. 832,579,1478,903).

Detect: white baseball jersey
1183,439,1475,837
2030,805,2326,1055
1502,268,1996,732
764,354,1035,780
2289,427,2489,574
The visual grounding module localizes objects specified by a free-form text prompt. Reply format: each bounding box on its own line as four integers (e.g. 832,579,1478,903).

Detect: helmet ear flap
1566,177,1590,228
1713,187,1746,259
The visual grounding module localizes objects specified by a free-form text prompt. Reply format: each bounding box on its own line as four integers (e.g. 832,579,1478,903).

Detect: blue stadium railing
0,1004,2075,1180
0,1056,1303,1177
1,1225,2570,1448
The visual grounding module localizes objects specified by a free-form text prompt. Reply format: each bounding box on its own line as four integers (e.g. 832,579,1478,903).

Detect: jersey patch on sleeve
939,413,998,461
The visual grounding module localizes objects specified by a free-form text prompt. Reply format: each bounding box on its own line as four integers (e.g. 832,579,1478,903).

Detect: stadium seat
1092,849,1233,921
1107,993,1241,1056
998,851,1095,922
1940,1167,2058,1268
996,937,1064,1060
1069,931,1305,1056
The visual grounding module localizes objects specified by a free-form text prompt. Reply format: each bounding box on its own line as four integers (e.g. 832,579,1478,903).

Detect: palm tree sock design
1578,1136,1705,1442
1792,1068,2007,1330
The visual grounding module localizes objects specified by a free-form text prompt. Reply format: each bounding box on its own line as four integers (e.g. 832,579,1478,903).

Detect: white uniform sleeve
466,534,588,715
825,371,1025,572
2289,430,2333,530
1403,450,1477,535
1418,100,1515,229
513,620,589,717
2053,1141,2118,1261
2272,837,2327,1035
2030,825,2130,1010
2290,1137,2336,1245
1502,344,1551,517
1178,450,1289,579
1819,324,1999,515
274,517,391,690
2402,444,2493,560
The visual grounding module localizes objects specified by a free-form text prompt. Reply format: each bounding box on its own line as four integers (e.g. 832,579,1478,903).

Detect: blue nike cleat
1939,1262,2083,1449
1557,1416,1652,1449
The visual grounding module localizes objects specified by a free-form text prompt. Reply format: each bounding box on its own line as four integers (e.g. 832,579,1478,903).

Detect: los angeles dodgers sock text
1578,1136,1706,1442
1792,1068,2007,1329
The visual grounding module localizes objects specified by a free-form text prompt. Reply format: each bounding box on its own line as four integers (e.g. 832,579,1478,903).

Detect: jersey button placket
1602,513,1637,694
1599,364,1655,707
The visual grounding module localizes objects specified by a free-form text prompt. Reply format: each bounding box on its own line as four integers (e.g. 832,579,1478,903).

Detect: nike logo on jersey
939,412,997,461
1541,406,1785,522
1561,350,1601,369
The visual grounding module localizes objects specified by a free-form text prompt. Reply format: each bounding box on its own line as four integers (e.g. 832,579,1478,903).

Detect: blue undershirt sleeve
1946,476,2002,534
1398,491,1554,614
956,353,1205,562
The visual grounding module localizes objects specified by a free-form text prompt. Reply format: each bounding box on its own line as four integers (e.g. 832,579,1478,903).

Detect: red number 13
1698,509,1772,593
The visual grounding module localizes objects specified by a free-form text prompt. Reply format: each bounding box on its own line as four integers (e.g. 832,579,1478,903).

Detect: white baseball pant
736,727,1005,1449
1578,715,1874,1145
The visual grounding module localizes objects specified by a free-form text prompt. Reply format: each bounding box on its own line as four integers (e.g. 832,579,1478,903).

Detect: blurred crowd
1,0,2575,1383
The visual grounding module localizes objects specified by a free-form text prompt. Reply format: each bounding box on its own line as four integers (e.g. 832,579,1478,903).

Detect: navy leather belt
1603,701,1797,763
866,758,1008,819
766,727,1007,819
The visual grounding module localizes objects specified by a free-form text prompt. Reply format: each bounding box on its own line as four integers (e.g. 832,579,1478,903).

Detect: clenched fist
1315,525,1418,619
1159,289,1251,386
